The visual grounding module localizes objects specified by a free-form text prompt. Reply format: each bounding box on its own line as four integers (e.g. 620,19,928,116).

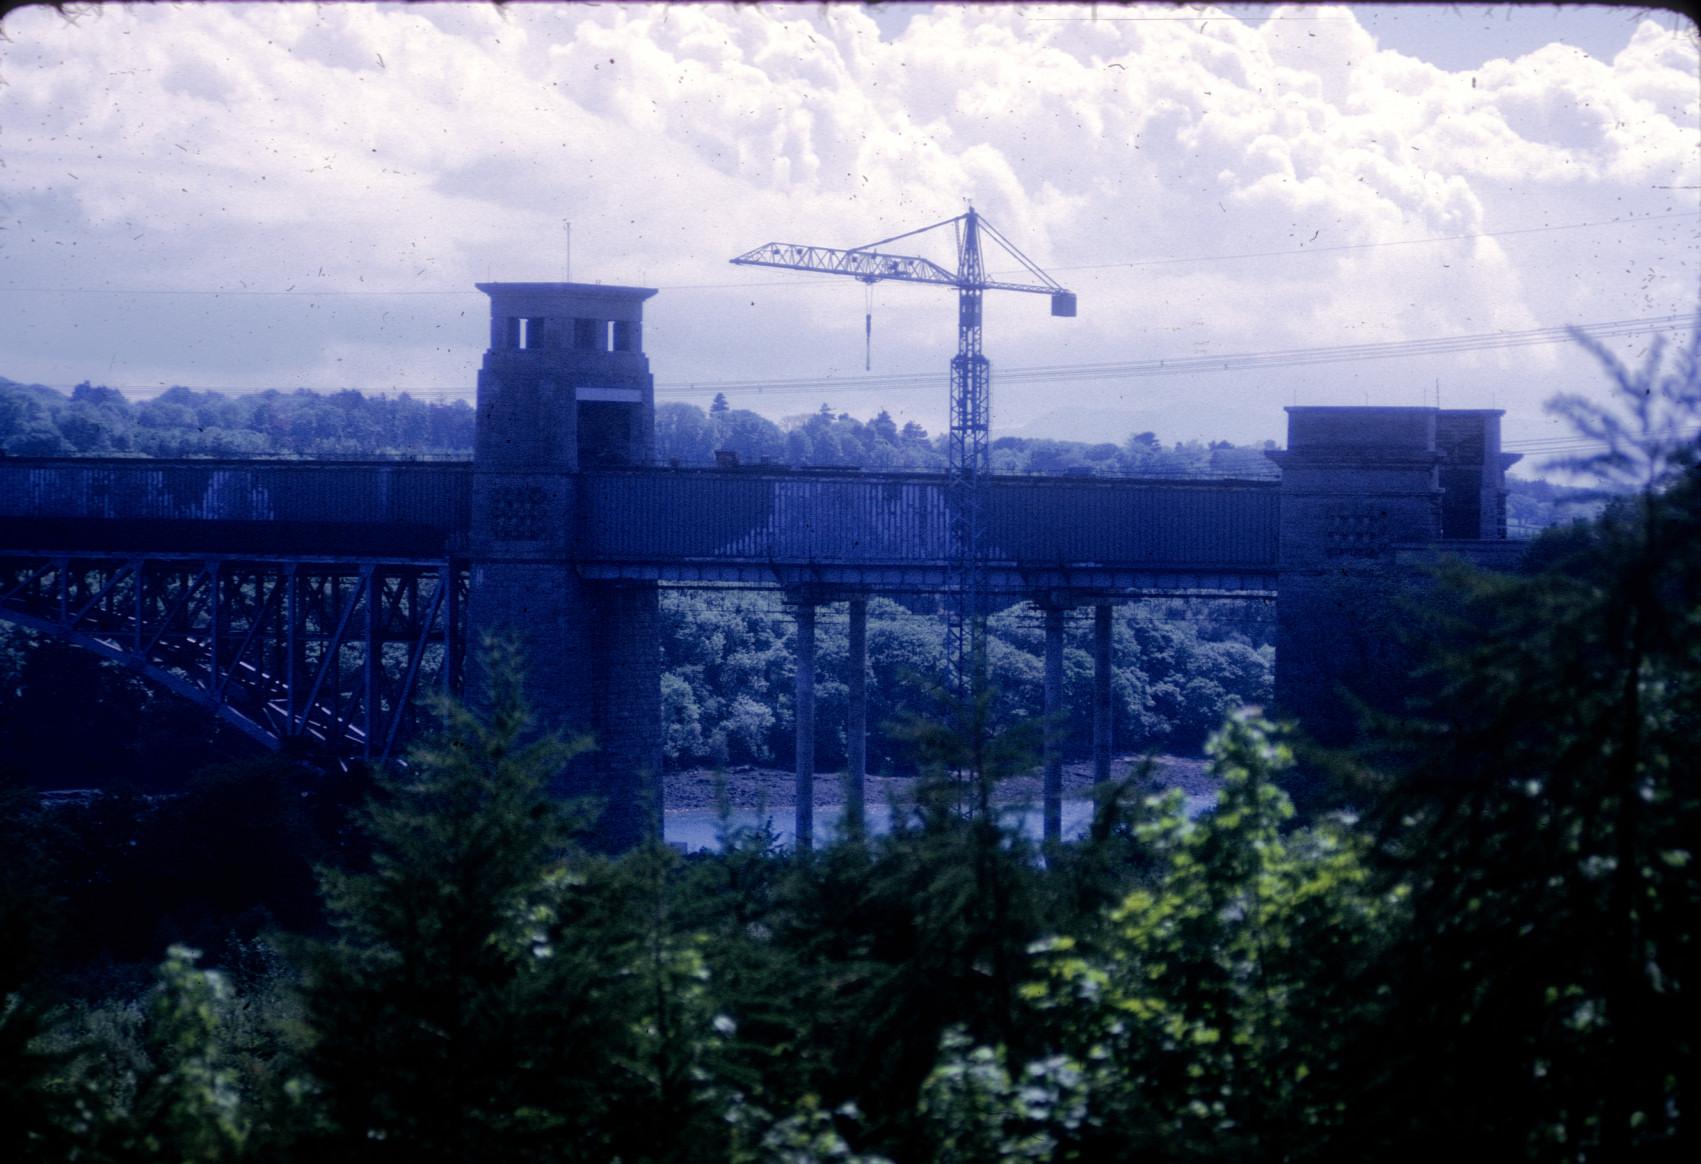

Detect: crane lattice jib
730,241,1067,300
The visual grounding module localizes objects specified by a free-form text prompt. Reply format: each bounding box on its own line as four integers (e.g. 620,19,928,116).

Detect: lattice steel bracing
0,553,467,765
732,207,1075,699
945,215,991,698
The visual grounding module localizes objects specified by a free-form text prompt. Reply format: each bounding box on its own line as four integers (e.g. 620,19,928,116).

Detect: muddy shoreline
663,753,1217,813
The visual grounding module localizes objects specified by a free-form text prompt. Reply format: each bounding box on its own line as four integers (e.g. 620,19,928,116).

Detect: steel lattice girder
0,552,467,765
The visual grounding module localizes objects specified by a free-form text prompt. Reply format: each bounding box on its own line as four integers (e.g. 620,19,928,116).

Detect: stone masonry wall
467,282,664,850
1270,405,1519,746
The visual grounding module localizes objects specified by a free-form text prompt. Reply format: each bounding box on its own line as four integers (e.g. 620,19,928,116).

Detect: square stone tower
467,282,661,849
1267,405,1518,744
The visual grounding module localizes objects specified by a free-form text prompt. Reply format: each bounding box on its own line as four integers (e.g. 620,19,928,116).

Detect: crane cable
864,279,875,372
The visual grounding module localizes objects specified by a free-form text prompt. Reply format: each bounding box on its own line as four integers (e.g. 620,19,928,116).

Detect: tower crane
731,208,1076,705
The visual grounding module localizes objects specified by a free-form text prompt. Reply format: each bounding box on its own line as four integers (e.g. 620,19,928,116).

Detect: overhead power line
6,211,1692,297
656,314,1695,397
42,313,1691,400
1049,211,1701,273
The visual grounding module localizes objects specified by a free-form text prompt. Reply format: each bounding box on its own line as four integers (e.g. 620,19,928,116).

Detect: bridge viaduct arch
0,280,1522,849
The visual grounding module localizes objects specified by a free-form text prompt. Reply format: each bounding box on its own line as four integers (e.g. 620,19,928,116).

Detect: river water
662,793,1216,853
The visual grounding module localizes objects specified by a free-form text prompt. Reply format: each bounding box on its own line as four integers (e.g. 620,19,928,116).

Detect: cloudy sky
2,2,1697,463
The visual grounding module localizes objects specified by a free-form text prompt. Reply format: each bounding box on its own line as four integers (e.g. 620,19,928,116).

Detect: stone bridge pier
1029,595,1117,845
467,282,663,849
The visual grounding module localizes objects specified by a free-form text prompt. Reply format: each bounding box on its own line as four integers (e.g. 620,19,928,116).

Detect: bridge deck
579,467,1278,592
1,459,1279,591
0,458,472,556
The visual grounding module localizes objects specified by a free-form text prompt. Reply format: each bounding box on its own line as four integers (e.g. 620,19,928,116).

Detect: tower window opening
573,318,605,351
518,317,546,350
612,320,639,352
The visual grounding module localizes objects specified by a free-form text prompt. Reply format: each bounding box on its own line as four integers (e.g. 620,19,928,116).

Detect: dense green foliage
0,376,1262,477
1348,333,1701,1159
660,593,1273,770
0,633,250,792
655,398,1258,476
294,639,734,1162
0,378,474,459
11,600,1687,1161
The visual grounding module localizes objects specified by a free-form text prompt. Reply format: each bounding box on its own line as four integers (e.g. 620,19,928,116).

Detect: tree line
0,376,1270,479
0,336,1694,1159
660,592,1271,771
656,395,1255,477
0,378,476,459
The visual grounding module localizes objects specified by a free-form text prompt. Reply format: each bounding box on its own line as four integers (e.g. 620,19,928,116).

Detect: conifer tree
294,638,633,1163
0,786,76,1163
1360,328,1700,1158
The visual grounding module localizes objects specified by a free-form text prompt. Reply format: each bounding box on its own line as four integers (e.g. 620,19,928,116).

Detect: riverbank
663,753,1217,813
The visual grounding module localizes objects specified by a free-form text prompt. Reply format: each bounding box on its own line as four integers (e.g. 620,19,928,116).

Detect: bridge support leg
284,564,300,739
845,597,867,839
794,601,817,853
1093,604,1113,793
364,569,381,760
1043,604,1065,846
586,582,663,848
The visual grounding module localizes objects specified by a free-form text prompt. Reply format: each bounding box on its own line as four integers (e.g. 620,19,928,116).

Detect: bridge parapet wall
0,458,471,555
579,470,1280,571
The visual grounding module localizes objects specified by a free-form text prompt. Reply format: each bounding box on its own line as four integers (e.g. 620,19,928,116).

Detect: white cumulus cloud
0,2,1694,448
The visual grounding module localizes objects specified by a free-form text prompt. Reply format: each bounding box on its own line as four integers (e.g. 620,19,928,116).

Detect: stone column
588,582,662,849
1093,603,1113,789
794,600,817,852
1043,603,1065,845
845,597,868,838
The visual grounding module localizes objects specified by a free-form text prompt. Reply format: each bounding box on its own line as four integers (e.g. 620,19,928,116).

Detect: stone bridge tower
1269,406,1520,743
468,282,662,848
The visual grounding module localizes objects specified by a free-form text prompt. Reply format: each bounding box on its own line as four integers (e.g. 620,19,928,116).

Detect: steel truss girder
0,552,468,766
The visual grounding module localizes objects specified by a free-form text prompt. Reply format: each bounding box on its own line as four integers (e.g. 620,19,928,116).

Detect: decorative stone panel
488,484,548,541
1325,502,1388,556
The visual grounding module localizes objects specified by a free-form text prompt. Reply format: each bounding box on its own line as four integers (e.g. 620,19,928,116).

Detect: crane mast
731,209,1076,712
947,211,992,703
